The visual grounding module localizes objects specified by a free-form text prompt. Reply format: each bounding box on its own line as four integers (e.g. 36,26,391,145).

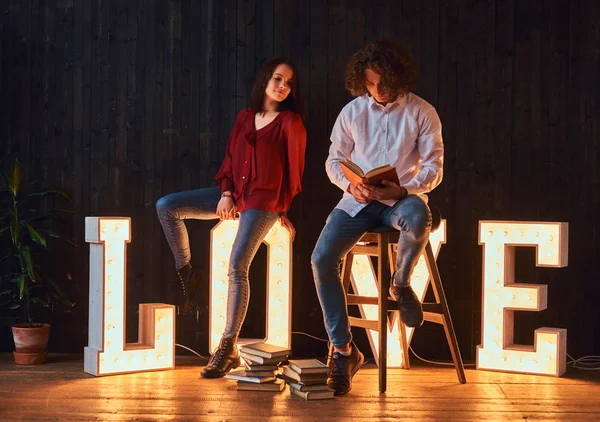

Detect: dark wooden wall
1,0,599,363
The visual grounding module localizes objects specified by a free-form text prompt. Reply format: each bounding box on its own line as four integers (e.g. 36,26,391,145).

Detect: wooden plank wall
0,0,599,362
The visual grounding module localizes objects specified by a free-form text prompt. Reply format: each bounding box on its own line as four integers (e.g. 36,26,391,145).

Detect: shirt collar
366,92,409,110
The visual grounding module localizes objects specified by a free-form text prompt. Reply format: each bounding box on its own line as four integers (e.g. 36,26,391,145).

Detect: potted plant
0,160,75,364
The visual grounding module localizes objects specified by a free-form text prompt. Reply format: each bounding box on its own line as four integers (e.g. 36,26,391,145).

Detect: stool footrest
348,316,379,331
424,312,444,324
351,245,379,256
347,295,397,308
422,303,443,313
347,295,378,305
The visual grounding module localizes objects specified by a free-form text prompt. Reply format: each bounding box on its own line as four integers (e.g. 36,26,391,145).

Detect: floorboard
1,354,598,420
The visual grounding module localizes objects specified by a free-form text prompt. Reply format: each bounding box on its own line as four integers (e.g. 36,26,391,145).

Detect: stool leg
389,243,410,370
378,234,390,393
425,243,467,384
399,319,410,369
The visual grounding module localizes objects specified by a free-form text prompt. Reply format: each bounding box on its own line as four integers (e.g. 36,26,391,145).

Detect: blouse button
242,176,246,179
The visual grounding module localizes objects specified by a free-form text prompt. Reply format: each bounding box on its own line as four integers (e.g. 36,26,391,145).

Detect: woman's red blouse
215,107,306,213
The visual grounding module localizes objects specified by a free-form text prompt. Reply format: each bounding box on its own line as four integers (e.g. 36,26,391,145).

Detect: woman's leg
223,209,280,339
155,187,221,269
201,209,279,378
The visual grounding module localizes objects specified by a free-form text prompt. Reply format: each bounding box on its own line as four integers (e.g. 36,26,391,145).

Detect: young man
311,39,444,395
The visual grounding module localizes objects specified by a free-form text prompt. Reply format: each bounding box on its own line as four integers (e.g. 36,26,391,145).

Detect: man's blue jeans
156,187,279,339
311,195,431,347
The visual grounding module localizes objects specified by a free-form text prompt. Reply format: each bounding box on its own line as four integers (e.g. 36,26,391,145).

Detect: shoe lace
177,272,187,296
328,353,348,379
208,340,234,366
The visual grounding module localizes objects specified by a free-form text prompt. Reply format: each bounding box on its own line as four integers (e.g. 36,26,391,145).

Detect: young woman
156,58,306,378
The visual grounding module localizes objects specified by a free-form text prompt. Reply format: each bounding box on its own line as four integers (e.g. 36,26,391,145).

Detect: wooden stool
337,206,466,393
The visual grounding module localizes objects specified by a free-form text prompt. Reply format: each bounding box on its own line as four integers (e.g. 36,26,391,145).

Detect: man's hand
216,197,236,220
359,180,408,201
278,214,296,241
348,183,372,204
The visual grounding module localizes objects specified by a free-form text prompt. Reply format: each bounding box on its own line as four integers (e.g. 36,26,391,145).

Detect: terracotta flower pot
11,323,51,365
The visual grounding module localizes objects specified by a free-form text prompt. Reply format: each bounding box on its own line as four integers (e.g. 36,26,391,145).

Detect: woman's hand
216,196,236,220
278,213,296,241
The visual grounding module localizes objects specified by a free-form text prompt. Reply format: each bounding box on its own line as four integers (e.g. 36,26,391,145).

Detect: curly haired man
311,39,444,395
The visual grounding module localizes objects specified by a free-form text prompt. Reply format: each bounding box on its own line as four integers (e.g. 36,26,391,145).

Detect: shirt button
245,161,248,164
242,176,246,179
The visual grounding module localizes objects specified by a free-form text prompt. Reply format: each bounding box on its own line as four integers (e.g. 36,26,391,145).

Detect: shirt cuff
403,183,418,196
219,178,234,193
339,178,351,193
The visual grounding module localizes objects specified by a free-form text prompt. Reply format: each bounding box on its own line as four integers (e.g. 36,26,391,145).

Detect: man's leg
381,195,432,327
311,207,375,395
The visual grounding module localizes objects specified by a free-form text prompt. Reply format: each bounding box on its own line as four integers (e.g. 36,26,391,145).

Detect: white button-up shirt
326,92,444,217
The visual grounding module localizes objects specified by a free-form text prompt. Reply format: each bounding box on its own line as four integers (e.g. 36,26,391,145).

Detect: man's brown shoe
326,342,364,395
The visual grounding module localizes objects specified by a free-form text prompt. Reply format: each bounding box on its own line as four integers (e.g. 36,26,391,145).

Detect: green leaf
18,274,25,299
9,304,20,309
38,230,63,238
40,230,77,247
0,254,17,263
29,188,72,201
52,208,76,214
47,278,74,307
8,160,21,197
20,247,35,281
32,297,50,307
10,209,19,245
0,289,12,295
23,221,47,247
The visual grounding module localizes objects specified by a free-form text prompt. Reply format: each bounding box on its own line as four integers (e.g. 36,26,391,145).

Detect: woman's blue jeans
156,187,279,339
311,195,432,347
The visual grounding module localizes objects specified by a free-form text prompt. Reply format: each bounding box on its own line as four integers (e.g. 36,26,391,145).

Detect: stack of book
225,342,291,392
279,358,334,400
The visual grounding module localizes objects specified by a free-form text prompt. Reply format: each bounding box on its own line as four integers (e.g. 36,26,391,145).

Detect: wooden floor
1,354,599,421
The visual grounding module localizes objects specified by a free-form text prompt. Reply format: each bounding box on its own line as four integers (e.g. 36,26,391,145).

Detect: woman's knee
156,194,175,219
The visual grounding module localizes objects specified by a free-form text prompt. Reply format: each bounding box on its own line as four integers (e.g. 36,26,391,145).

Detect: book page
365,164,394,178
341,159,365,177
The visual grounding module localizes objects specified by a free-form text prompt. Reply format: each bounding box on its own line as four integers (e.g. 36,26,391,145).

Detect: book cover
287,380,334,393
288,359,329,375
340,159,399,187
225,370,276,384
237,378,285,392
277,373,327,386
244,363,279,372
244,369,277,377
282,366,328,383
240,351,285,366
289,386,335,400
240,343,291,359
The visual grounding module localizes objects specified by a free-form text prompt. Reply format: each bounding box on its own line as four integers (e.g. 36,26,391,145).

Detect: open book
340,159,399,186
